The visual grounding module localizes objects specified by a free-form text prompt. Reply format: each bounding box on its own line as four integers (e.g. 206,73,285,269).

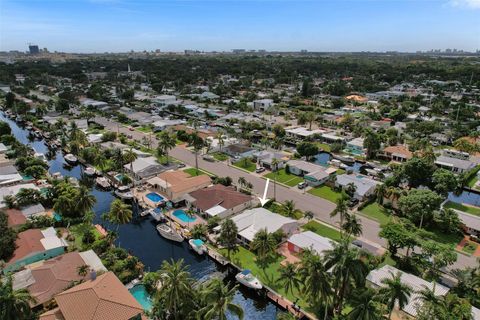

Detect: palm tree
190,133,204,174
277,263,301,296
112,148,124,171
191,224,208,239
2,195,17,209
237,176,247,189
341,213,363,238
271,158,279,200
161,259,198,318
217,130,225,152
217,218,239,259
104,199,132,232
347,288,383,320
304,210,314,221
330,197,349,229
282,200,298,219
157,131,176,163
77,264,89,277
250,228,276,260
123,148,137,178
199,278,244,320
415,285,440,319
0,276,36,320
379,271,413,319
75,186,96,215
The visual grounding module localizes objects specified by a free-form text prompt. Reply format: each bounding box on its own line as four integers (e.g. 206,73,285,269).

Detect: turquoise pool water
115,174,126,182
129,284,152,311
146,192,164,203
173,209,196,223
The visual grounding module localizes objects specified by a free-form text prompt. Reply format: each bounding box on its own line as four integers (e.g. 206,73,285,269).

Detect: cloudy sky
0,0,479,53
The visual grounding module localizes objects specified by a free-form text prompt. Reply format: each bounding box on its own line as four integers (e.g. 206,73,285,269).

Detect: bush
82,229,96,244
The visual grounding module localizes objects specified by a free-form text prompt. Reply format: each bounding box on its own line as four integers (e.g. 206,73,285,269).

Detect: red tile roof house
2,227,68,274
11,250,107,309
39,271,145,320
185,184,254,219
6,208,27,228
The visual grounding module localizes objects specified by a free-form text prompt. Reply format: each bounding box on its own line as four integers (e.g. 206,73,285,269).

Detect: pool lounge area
128,284,152,311
146,192,164,203
169,208,205,229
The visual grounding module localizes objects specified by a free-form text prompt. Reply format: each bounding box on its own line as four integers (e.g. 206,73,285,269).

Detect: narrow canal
1,113,280,320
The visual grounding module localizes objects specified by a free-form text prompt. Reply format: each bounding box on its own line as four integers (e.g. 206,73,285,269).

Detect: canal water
1,113,279,320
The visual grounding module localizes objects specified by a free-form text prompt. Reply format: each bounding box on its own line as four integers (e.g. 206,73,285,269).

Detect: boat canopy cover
241,269,251,275
192,239,204,246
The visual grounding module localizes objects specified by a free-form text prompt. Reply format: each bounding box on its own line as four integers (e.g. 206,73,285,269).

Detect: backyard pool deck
166,209,206,230
134,188,167,208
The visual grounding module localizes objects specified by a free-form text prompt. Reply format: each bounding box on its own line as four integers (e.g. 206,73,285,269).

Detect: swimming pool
172,209,197,223
115,174,126,182
128,284,152,311
146,192,164,203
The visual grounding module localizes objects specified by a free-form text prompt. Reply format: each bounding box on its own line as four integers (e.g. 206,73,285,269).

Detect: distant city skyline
1,0,479,53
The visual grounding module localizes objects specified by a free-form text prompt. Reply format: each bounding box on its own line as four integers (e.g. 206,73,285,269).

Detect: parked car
129,127,134,131
255,167,266,173
297,181,307,189
202,155,215,162
177,163,186,168
348,198,359,208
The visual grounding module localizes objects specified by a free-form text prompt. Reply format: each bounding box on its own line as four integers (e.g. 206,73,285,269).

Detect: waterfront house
286,160,331,186
367,265,449,318
435,155,475,174
321,133,346,144
146,170,211,202
285,126,324,141
378,145,413,163
186,184,253,219
0,164,23,186
39,272,145,320
287,231,335,256
252,150,290,171
335,174,381,201
124,156,168,182
6,208,27,228
0,183,39,209
3,227,68,273
346,137,365,155
100,141,151,158
12,250,107,308
230,208,298,244
20,203,47,218
0,153,14,167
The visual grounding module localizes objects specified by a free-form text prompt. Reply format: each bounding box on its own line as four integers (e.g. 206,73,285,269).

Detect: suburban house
287,160,332,186
285,126,324,141
100,142,151,158
39,272,145,320
0,183,39,209
146,170,211,201
335,174,382,201
3,227,68,273
253,99,274,111
287,231,335,256
0,142,8,154
230,207,298,244
345,137,365,155
0,164,23,186
20,203,47,218
435,155,475,174
12,250,106,308
223,143,255,159
367,265,449,318
252,150,290,171
123,156,168,182
378,145,413,163
321,133,346,144
152,119,185,132
152,94,177,106
186,184,253,219
6,208,27,228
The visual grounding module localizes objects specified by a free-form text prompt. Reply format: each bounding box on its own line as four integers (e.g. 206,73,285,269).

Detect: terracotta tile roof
157,170,211,193
382,145,413,159
6,229,45,265
39,307,65,320
6,208,27,227
189,184,252,211
27,252,88,306
53,271,143,320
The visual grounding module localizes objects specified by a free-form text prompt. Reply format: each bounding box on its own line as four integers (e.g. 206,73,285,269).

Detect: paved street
94,116,478,269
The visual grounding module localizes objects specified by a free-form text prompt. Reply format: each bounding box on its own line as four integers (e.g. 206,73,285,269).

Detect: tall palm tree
217,130,225,152
277,263,301,296
237,176,247,189
271,158,279,200
104,199,132,232
190,133,204,174
330,197,349,230
75,186,96,215
199,278,244,320
282,200,298,219
123,148,137,178
112,148,124,171
250,228,276,260
0,276,36,320
415,285,440,319
157,131,176,163
341,213,363,238
157,259,194,320
379,271,413,319
347,288,383,320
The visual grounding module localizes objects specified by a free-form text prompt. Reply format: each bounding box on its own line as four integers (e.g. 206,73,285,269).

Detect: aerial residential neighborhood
0,1,479,320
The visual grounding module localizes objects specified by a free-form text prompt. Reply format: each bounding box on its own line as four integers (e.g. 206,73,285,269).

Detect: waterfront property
129,284,153,311
231,207,298,244
146,170,211,202
3,227,68,273
287,231,335,257
0,183,39,209
123,156,170,182
39,272,145,320
435,155,476,174
186,184,254,219
378,145,413,163
335,174,381,201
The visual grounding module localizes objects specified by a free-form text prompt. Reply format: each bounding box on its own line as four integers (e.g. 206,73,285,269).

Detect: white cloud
449,0,480,9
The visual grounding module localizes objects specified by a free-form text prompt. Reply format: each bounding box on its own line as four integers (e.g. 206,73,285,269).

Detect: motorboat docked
84,167,97,177
34,131,42,139
332,154,355,165
235,270,262,290
51,172,63,180
115,186,134,200
95,176,111,189
64,154,78,164
34,152,48,163
156,223,184,242
189,239,207,255
148,207,165,221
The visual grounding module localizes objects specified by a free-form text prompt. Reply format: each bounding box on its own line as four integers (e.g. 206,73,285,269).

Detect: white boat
189,239,207,255
84,167,97,177
34,152,48,163
95,176,111,189
115,186,134,200
156,223,184,242
51,172,63,180
148,207,165,221
235,270,262,290
34,131,42,138
64,154,78,164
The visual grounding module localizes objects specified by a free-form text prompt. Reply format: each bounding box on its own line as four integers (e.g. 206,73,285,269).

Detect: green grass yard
183,168,207,177
444,201,480,217
232,158,256,172
212,152,229,161
462,242,478,255
137,126,153,133
302,220,343,242
316,143,331,152
70,224,102,250
264,169,304,187
359,203,392,225
308,186,343,203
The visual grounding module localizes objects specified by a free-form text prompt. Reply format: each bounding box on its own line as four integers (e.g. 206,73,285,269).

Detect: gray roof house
252,151,289,170
123,156,170,181
435,155,475,174
335,174,381,200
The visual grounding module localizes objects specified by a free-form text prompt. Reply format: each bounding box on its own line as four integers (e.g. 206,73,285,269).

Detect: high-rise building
28,45,39,54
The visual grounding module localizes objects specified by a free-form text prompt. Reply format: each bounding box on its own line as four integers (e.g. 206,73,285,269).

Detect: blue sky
0,0,479,52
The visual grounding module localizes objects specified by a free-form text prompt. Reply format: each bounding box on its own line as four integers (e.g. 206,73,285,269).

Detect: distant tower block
28,44,40,54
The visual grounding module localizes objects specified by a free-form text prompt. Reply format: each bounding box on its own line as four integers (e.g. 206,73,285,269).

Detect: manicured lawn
212,152,229,161
316,143,331,152
462,242,478,255
264,201,303,219
360,203,392,225
380,253,397,267
444,201,480,217
70,224,102,250
264,169,304,187
308,186,343,203
426,227,463,247
302,221,343,242
183,168,207,177
219,246,308,309
232,158,256,172
137,126,152,133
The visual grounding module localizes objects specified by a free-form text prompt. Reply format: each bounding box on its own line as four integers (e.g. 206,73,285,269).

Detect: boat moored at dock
156,223,184,242
235,270,262,290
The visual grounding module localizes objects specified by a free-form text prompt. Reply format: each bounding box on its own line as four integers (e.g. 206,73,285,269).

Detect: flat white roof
205,205,227,217
288,231,335,256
